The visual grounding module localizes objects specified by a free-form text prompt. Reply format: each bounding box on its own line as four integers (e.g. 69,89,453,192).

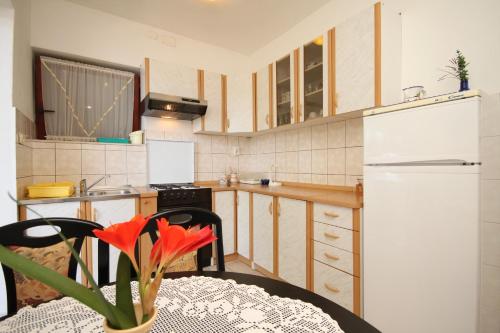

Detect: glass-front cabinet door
274,53,294,127
299,34,328,122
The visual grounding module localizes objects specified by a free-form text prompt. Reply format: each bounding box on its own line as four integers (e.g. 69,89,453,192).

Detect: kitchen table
0,272,379,333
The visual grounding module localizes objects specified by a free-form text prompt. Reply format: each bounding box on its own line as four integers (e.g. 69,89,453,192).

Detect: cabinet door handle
324,252,340,260
324,211,339,218
265,114,269,125
92,208,97,222
236,194,239,206
268,202,273,215
227,118,230,129
324,282,340,293
324,232,340,239
335,93,339,108
277,202,281,217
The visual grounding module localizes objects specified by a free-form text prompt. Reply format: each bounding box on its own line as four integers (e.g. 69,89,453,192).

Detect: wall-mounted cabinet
273,53,296,127
226,73,253,133
256,65,272,131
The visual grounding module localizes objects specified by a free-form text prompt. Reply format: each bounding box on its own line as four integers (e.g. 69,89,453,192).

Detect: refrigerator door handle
365,159,480,167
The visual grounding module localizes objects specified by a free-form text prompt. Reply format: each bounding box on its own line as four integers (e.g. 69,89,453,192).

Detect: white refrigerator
363,95,481,333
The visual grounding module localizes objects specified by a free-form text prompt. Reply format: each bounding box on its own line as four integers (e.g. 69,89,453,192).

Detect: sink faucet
80,175,110,194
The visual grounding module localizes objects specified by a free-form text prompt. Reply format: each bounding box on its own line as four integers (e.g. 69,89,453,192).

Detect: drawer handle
324,252,340,260
324,211,339,218
268,202,273,215
324,232,339,239
324,283,340,293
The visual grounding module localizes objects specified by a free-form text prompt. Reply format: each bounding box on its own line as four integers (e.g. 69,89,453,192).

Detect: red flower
150,218,216,269
93,214,150,271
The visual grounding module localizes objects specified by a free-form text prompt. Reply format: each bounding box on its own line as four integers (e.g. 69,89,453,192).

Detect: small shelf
277,100,291,106
305,89,323,97
277,77,290,85
304,62,323,72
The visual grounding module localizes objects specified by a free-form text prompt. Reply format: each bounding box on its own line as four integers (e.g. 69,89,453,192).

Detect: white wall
30,0,250,76
250,0,500,98
0,0,17,316
12,0,32,120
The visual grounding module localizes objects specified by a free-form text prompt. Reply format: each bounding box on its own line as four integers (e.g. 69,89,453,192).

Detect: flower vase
459,79,469,92
103,304,158,333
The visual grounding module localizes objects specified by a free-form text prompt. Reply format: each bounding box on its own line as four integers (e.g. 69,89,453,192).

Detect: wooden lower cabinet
138,196,157,273
236,191,250,260
214,191,236,255
252,193,274,274
278,197,307,288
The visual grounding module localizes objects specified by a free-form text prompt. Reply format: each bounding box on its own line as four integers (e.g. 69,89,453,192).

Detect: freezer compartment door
364,97,480,164
363,166,479,333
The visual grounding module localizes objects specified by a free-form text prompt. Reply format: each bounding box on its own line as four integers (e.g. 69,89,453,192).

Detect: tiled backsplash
17,140,147,198
235,117,363,186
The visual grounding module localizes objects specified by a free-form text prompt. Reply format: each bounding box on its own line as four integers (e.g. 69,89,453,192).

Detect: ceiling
66,0,332,55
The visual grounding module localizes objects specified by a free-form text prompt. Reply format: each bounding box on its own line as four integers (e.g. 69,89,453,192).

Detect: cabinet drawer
314,203,353,229
314,241,355,275
314,260,353,312
314,222,353,252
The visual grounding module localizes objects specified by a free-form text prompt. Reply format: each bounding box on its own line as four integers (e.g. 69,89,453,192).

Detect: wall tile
261,153,276,174
481,180,500,223
82,143,105,150
276,173,286,181
33,148,55,176
126,145,146,152
479,265,500,333
346,147,363,175
312,124,327,149
238,155,255,174
126,151,147,174
33,176,55,184
482,222,500,267
56,142,81,150
197,172,213,181
82,150,105,175
298,173,312,183
286,151,298,173
328,148,346,174
56,149,81,175
211,135,227,154
328,175,346,186
286,130,298,152
346,175,362,187
16,144,32,178
56,174,81,184
481,136,500,179
29,141,55,149
312,149,327,174
262,133,276,153
298,150,312,174
275,131,286,152
312,174,327,184
346,117,363,147
106,174,127,187
285,173,298,182
127,173,147,186
196,134,212,154
106,144,127,151
276,152,287,173
239,137,254,154
212,154,228,173
81,174,106,187
227,136,239,152
197,153,213,173
16,176,32,199
328,121,346,148
106,150,127,174
298,127,312,151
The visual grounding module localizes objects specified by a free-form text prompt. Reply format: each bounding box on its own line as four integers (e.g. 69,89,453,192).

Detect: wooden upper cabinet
273,53,296,127
196,70,224,133
144,58,198,100
255,65,273,131
226,72,253,133
298,33,330,122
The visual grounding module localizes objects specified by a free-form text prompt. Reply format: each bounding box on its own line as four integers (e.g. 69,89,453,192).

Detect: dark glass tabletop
166,271,380,333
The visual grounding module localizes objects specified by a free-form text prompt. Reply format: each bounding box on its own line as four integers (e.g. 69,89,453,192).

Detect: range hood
142,92,207,120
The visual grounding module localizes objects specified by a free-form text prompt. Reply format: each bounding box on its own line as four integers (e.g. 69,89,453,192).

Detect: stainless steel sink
87,189,132,196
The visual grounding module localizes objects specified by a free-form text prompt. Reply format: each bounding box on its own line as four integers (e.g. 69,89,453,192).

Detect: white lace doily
0,276,344,333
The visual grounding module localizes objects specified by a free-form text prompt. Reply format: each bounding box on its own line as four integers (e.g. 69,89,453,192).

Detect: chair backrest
144,207,225,272
0,218,109,316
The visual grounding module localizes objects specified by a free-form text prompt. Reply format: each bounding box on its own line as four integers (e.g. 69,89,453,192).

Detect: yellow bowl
27,181,75,198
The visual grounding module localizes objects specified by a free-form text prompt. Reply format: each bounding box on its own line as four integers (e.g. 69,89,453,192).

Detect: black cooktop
150,183,201,191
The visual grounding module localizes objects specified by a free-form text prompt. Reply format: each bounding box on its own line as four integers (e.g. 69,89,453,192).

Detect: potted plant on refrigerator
439,49,470,91
0,214,216,333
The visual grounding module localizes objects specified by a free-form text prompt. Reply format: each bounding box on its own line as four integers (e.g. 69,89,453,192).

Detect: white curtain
41,56,134,138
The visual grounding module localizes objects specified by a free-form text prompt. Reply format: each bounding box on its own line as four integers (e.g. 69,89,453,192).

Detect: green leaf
0,245,136,329
116,252,136,327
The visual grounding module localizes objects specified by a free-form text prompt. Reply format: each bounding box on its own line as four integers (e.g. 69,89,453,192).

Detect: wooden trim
237,254,252,266
306,201,313,291
233,191,238,254
224,253,239,262
374,2,382,107
34,55,47,139
254,263,278,280
328,28,336,116
221,74,228,132
18,206,27,221
252,72,257,132
268,63,274,128
132,73,141,131
281,181,355,192
352,208,361,232
293,48,300,123
353,276,361,316
144,58,150,96
82,202,91,287
197,69,205,131
249,192,254,261
310,204,315,292
273,196,279,277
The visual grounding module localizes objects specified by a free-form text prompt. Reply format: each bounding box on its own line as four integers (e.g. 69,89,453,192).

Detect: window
35,56,140,140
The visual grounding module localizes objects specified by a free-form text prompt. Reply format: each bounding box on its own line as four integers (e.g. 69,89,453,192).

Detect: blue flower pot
460,80,469,92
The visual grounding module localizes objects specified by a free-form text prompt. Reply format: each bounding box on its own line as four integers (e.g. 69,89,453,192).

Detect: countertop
18,186,158,205
201,183,363,208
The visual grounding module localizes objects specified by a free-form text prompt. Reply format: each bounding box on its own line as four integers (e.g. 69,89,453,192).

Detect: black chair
0,218,109,316
142,207,225,272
